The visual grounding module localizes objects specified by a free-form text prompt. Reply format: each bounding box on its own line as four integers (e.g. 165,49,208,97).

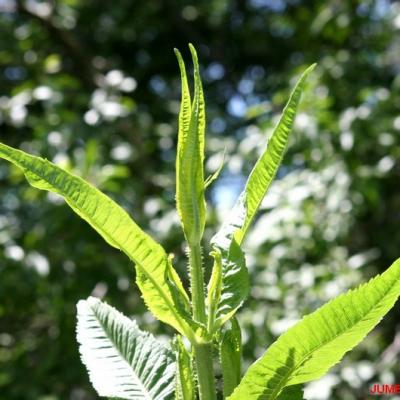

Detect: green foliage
1,37,399,400
175,45,206,246
276,385,304,400
229,257,400,399
220,318,242,398
0,4,398,400
173,336,195,400
209,197,249,329
237,64,316,239
0,142,197,342
208,64,315,331
77,297,175,400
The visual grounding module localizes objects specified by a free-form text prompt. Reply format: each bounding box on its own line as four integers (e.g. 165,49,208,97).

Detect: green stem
189,243,217,400
189,243,206,322
194,344,217,400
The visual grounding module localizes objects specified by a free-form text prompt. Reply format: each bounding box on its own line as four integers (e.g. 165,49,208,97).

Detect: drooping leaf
175,44,206,245
220,318,242,398
173,336,196,400
229,258,400,400
209,194,249,328
0,142,197,341
76,297,175,400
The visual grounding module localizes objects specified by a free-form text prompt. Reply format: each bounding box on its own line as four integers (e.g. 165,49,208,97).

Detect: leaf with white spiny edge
228,257,400,400
209,64,316,330
76,297,175,400
0,142,198,342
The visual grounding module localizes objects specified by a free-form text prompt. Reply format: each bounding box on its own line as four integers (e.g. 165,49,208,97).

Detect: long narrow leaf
175,44,206,245
209,65,315,328
77,297,175,400
175,47,192,243
229,258,400,400
0,142,196,340
238,63,316,239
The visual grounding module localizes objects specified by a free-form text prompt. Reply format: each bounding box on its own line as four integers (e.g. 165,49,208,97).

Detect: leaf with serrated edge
238,63,316,239
0,142,197,341
77,297,175,400
229,258,400,400
210,65,315,328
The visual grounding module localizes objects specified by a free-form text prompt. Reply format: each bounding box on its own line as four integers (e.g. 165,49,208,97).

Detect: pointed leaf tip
306,63,317,72
189,44,199,67
209,62,315,329
174,48,182,58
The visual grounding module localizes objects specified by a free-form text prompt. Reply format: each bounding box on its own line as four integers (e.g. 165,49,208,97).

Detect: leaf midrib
90,304,154,400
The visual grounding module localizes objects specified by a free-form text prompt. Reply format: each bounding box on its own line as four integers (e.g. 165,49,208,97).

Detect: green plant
1,44,399,400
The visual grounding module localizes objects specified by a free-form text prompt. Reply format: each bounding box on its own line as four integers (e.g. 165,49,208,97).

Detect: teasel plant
0,44,399,400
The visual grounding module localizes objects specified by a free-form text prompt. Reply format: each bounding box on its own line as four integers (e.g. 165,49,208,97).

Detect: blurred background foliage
0,0,399,399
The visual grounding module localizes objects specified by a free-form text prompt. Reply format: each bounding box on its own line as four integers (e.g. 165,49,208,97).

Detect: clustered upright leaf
1,46,399,400
175,44,206,246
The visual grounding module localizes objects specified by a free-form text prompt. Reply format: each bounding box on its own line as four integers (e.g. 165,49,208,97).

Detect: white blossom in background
304,374,340,400
25,251,50,276
85,70,137,124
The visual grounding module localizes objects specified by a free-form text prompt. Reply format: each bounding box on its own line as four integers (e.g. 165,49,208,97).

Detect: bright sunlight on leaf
229,258,400,400
0,142,197,341
77,297,175,400
1,44,399,400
